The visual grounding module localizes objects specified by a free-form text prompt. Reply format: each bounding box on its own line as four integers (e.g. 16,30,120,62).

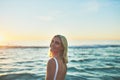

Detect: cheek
55,45,61,50
57,45,63,51
51,45,62,51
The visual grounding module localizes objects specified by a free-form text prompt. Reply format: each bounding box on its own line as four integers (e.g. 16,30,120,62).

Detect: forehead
52,36,61,42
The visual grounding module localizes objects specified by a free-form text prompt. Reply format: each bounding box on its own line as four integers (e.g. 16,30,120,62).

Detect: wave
0,73,87,80
68,67,80,72
16,61,35,64
0,57,8,59
100,75,120,80
69,45,120,49
0,73,45,80
71,58,96,63
85,67,120,73
66,75,87,80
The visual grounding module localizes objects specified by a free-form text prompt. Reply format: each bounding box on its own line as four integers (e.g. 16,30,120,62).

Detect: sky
0,0,120,46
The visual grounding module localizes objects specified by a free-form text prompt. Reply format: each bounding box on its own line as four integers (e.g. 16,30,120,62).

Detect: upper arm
46,58,56,80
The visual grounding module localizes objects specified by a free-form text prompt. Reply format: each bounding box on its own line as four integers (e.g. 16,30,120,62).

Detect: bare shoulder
46,58,56,80
47,58,56,70
47,58,55,65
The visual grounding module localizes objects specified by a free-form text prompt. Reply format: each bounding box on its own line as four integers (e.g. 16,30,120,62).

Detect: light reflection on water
0,45,120,80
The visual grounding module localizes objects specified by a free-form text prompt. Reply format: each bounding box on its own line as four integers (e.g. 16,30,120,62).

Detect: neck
53,53,59,58
51,51,63,58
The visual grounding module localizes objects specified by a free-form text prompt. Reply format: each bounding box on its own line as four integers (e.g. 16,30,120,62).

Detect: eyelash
51,40,60,45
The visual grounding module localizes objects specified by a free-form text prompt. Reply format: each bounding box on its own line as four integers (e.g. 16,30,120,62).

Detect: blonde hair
49,35,68,64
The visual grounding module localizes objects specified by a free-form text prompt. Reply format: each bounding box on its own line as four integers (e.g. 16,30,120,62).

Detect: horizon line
0,44,120,49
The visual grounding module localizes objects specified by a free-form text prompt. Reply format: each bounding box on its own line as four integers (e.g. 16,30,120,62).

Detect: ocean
0,43,120,80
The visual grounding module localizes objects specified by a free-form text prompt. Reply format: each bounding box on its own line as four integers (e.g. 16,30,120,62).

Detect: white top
53,57,58,80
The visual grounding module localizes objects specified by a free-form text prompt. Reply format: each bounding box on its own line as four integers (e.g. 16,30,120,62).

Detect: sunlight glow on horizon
0,0,120,46
0,36,4,42
0,34,120,46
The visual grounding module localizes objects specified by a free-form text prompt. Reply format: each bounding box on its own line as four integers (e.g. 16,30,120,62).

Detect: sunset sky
0,0,120,46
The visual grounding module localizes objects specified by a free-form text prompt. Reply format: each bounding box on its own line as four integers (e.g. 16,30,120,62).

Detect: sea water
0,44,120,80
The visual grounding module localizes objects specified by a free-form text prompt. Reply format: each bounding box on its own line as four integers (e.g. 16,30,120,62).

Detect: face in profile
50,36,64,55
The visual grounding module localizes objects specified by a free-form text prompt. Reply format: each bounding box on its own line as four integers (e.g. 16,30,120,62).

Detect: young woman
46,35,68,80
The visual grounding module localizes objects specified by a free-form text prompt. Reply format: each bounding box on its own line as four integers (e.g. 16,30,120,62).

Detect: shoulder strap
53,57,58,80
